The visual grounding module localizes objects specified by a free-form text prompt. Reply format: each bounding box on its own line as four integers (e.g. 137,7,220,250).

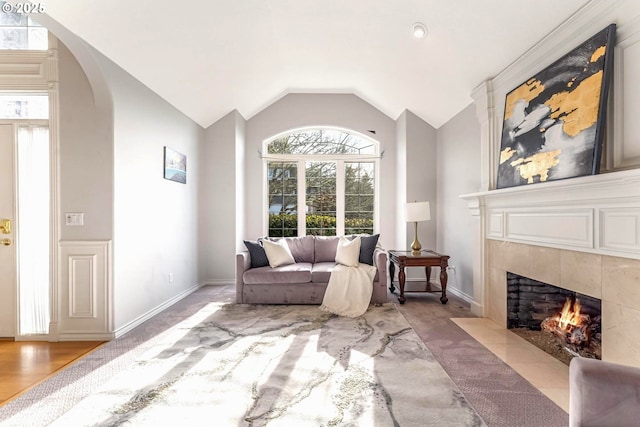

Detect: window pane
28,17,43,27
306,161,336,236
18,126,50,335
267,129,375,155
0,94,48,119
345,162,375,235
0,27,27,49
268,161,297,237
28,27,47,50
0,4,27,26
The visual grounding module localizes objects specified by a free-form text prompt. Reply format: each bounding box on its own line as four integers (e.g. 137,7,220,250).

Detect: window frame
263,127,380,237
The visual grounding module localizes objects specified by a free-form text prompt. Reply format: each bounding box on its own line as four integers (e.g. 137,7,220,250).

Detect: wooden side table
388,250,450,304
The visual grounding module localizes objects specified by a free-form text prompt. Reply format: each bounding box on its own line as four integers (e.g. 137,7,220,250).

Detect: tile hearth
452,317,570,412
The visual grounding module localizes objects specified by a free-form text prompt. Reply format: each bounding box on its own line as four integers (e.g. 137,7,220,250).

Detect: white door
0,124,16,337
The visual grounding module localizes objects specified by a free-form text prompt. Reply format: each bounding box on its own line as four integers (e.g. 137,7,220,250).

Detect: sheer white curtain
17,125,50,335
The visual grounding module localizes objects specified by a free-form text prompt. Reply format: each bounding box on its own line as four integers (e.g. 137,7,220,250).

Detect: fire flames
557,297,582,330
541,297,591,347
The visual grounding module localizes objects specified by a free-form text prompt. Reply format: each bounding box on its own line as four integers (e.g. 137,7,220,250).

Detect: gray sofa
236,235,388,305
569,357,640,427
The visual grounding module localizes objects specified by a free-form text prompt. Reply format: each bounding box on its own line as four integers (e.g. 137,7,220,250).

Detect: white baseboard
58,332,115,341
470,300,485,317
113,282,203,339
203,279,234,286
446,286,474,305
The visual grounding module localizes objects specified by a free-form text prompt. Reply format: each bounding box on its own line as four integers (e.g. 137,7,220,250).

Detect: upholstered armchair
569,357,640,426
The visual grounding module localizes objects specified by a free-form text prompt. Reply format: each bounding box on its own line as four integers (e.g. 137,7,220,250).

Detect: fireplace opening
506,272,601,365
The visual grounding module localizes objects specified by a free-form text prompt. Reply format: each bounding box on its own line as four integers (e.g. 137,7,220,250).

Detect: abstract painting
163,146,187,184
496,24,616,189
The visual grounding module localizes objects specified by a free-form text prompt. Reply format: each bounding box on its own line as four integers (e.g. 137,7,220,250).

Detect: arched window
264,128,379,237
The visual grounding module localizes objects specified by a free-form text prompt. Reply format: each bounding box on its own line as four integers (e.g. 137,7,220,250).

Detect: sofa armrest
373,248,388,285
569,357,640,427
236,252,251,303
371,248,388,304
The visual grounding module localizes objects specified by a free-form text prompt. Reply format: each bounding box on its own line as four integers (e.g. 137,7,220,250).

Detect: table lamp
405,201,431,254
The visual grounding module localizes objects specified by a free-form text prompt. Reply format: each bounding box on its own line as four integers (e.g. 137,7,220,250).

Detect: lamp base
411,221,422,255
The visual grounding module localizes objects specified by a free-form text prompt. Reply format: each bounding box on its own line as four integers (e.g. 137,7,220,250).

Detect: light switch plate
65,212,84,226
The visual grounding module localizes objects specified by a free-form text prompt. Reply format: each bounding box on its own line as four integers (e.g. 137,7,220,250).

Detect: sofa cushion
335,236,361,267
311,261,379,283
314,236,340,263
243,263,313,285
243,239,269,268
311,262,337,283
350,234,380,265
262,238,296,268
283,236,315,263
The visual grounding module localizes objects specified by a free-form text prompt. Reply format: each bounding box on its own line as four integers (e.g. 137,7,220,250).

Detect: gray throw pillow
244,239,269,268
348,234,380,265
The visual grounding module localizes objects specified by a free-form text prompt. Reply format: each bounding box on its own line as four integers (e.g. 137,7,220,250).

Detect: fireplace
506,272,602,365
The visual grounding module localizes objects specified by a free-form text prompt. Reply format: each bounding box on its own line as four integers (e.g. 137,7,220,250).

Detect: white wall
436,104,480,298
235,111,246,255
91,52,204,331
58,42,113,241
200,110,246,283
395,112,408,250
405,110,437,251
395,110,438,280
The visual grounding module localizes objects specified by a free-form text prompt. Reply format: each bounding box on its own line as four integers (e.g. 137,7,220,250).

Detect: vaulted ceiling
43,0,590,129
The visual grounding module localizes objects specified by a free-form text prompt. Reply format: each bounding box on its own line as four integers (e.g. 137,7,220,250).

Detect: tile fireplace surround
461,168,640,368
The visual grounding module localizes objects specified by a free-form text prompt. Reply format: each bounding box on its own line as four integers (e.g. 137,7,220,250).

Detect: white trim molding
503,209,594,249
113,282,203,338
58,240,113,340
461,167,640,259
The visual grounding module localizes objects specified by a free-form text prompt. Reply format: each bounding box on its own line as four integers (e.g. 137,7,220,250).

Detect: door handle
0,238,11,246
0,219,10,234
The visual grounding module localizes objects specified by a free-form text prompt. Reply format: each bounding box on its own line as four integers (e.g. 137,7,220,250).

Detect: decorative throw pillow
347,234,380,265
262,238,296,268
243,239,269,268
335,236,361,267
358,234,380,265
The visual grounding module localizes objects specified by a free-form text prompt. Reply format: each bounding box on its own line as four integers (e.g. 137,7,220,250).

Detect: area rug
1,302,485,427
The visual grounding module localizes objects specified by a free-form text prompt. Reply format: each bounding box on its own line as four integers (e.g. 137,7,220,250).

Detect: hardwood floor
0,340,104,406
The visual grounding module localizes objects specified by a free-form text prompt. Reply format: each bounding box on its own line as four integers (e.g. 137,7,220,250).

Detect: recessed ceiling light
412,22,427,39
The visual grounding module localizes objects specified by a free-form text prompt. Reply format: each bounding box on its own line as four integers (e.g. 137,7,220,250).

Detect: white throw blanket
319,263,377,317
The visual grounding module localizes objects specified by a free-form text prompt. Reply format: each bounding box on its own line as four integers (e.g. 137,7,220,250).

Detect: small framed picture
163,146,186,184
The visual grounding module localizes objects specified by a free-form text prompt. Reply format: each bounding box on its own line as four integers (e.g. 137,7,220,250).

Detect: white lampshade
405,201,431,222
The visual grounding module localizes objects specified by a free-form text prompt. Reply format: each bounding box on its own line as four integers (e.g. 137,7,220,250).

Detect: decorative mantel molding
461,168,640,260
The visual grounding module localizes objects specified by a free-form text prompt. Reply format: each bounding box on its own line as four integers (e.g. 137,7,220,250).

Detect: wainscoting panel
68,255,97,318
488,211,504,238
600,208,640,253
504,209,594,248
58,241,112,340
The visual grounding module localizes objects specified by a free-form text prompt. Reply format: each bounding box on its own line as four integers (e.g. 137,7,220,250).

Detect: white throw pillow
335,236,361,267
262,238,295,268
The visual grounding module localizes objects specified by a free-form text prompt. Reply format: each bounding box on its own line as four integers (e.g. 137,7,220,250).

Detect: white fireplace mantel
460,168,640,260
459,168,640,318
